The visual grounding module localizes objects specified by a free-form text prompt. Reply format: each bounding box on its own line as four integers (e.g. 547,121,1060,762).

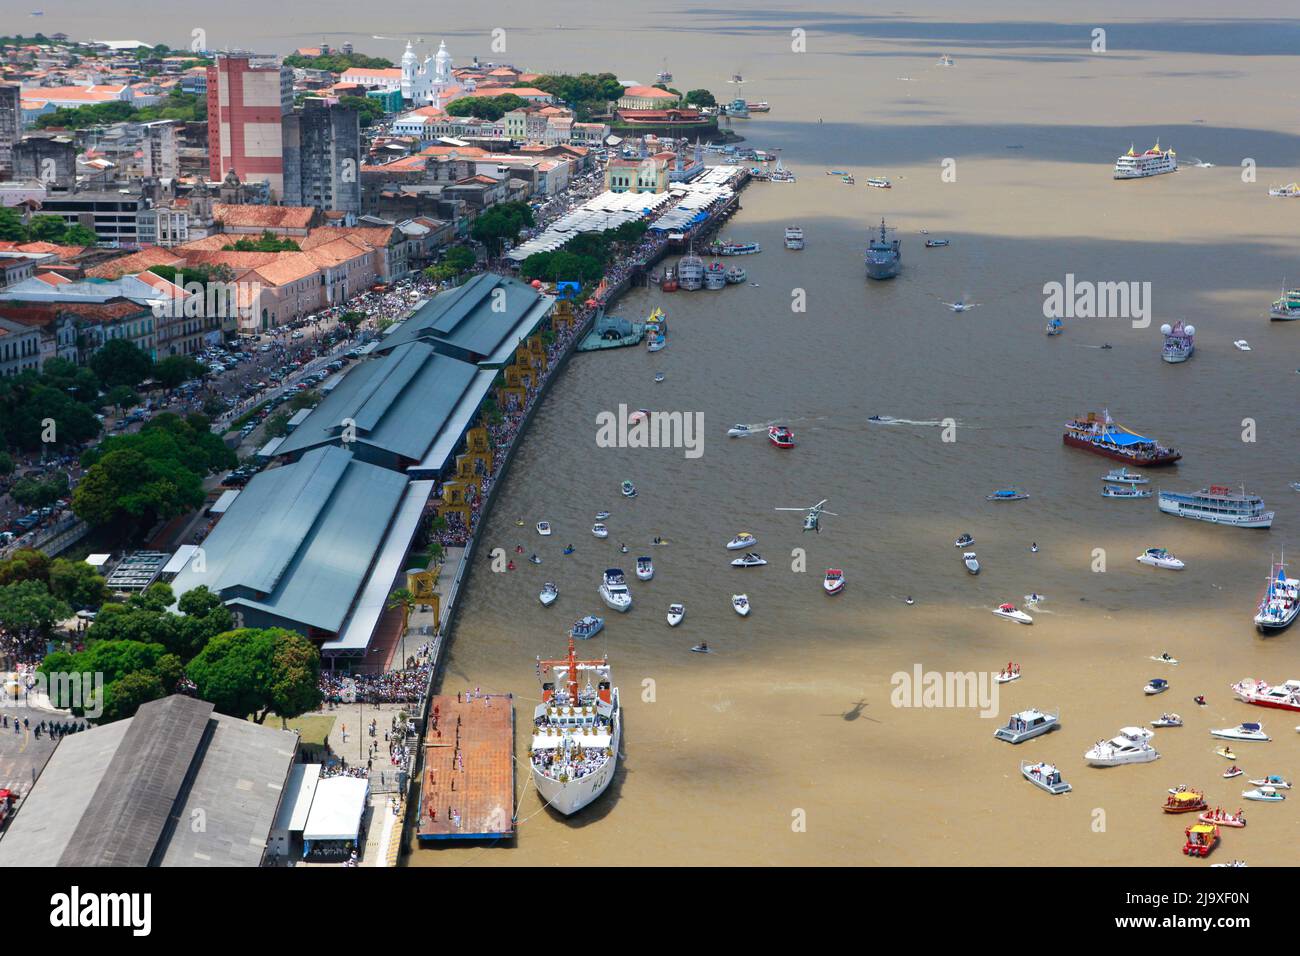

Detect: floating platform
577,309,645,352
417,692,515,841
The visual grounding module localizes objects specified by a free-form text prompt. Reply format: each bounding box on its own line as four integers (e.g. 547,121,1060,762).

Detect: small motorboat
1137,548,1184,570
1144,678,1170,696
592,523,609,538
731,552,768,568
635,556,654,581
528,554,542,565
1248,774,1291,789
1102,484,1153,499
539,583,558,607
621,480,637,498
1045,318,1064,336
954,533,974,548
995,664,1021,684
1103,468,1148,484
1234,340,1252,351
726,532,758,551
667,603,685,627
647,336,667,353
1198,809,1246,828
986,488,1029,501
619,543,629,554
595,511,611,520
1242,786,1285,802
823,568,844,595
1183,823,1220,858
654,372,665,383
690,642,711,654
727,424,752,437
994,708,1059,744
992,603,1033,624
732,594,751,616
570,615,604,640
1151,713,1183,727
1149,653,1179,664
1021,760,1071,794
866,177,891,189
1223,766,1243,779
924,239,950,248
1211,722,1270,742
768,425,796,448
599,569,633,613
963,552,980,574
515,518,525,526
536,521,552,536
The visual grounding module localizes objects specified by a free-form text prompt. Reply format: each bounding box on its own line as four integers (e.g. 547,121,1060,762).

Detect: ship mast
538,636,607,701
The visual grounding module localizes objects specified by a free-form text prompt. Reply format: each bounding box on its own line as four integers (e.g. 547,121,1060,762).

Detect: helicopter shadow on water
820,699,882,724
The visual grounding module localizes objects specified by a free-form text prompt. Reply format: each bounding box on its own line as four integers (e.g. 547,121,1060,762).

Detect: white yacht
992,603,1033,624
599,568,632,613
531,637,620,816
1085,727,1160,766
1136,548,1185,570
784,226,805,250
994,707,1059,744
1144,678,1170,696
592,522,609,538
1254,556,1299,634
1103,468,1148,484
537,521,552,536
963,552,980,574
727,424,753,438
666,603,684,627
1114,142,1178,179
1268,183,1300,198
732,593,751,616
539,582,558,607
1157,484,1274,529
726,532,758,550
1211,722,1271,742
730,552,768,568
1232,677,1300,712
635,555,654,581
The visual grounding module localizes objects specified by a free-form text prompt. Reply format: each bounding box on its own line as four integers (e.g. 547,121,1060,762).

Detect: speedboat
528,554,542,565
768,425,795,448
539,583,559,607
1151,713,1183,727
690,643,711,654
592,523,609,538
992,603,1033,624
667,603,685,627
1211,722,1270,742
1232,677,1300,711
595,511,611,520
1144,678,1169,696
1103,468,1148,484
1021,760,1071,794
1198,808,1246,828
1223,767,1244,779
732,594,750,616
727,424,752,437
994,707,1059,744
1102,484,1152,499
731,552,768,568
1084,727,1160,766
726,532,758,551
1242,786,1285,802
1248,774,1291,789
986,488,1029,501
954,533,974,548
963,552,980,574
823,568,844,595
654,372,665,383
537,521,552,536
1137,548,1184,570
1234,340,1252,351
570,615,604,640
1149,653,1180,664
924,238,950,248
621,480,637,498
599,569,633,613
995,665,1021,684
635,556,654,581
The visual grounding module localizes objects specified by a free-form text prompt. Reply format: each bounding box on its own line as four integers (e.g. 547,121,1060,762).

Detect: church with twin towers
400,39,461,108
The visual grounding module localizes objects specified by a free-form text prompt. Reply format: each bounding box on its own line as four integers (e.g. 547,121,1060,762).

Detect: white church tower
400,39,458,107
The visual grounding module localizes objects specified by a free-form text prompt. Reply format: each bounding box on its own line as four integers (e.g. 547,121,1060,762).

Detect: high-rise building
0,84,19,181
206,53,293,199
282,98,361,214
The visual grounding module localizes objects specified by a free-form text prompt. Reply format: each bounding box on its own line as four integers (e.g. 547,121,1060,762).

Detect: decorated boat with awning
1063,410,1181,466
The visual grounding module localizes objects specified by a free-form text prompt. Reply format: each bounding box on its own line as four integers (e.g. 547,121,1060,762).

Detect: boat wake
868,416,963,427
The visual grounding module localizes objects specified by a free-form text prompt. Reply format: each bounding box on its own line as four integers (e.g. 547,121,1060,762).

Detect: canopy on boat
1188,824,1216,835
1099,431,1153,447
1172,791,1202,802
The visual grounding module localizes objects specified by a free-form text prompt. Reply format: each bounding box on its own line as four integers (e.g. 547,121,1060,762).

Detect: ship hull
532,720,620,816
1255,611,1299,635
1157,495,1274,529
1238,694,1300,711
1063,434,1181,466
865,260,900,280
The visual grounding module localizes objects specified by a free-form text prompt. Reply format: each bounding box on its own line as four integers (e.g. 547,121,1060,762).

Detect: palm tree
387,588,415,667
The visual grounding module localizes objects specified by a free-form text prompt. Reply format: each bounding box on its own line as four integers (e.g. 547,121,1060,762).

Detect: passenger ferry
1063,410,1181,466
1157,484,1274,529
866,177,891,189
725,266,747,285
1268,183,1300,198
1161,321,1195,362
709,240,761,256
1253,556,1299,634
703,262,727,290
531,636,620,816
784,226,805,250
677,254,704,291
1269,288,1300,321
1114,142,1178,179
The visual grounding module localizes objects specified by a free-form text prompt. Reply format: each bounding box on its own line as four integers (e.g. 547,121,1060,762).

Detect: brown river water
64,0,1300,864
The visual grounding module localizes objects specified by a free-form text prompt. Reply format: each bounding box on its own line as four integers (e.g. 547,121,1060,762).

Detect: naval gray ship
865,219,901,280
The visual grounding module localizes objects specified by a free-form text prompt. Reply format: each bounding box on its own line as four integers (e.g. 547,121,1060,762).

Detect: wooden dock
417,692,515,841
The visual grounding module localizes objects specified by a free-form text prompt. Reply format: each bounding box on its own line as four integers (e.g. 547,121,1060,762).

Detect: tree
0,207,27,241
268,632,322,721
154,355,204,390
0,451,11,476
0,548,51,586
48,557,108,609
222,230,300,252
11,472,68,508
100,670,165,722
443,245,475,273
470,201,535,255
338,95,385,127
88,339,153,391
445,93,527,121
386,588,414,637
0,579,70,641
683,89,717,108
103,384,137,411
186,627,321,723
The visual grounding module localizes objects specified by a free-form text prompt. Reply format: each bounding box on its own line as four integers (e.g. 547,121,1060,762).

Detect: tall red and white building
206,54,294,199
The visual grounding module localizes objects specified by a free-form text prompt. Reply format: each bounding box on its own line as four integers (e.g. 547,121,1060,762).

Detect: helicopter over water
775,499,838,532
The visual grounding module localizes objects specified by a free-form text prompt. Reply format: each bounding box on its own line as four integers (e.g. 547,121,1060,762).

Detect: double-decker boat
708,240,761,256
1156,484,1273,529
1270,287,1300,321
1161,321,1195,362
1232,677,1300,712
1104,468,1148,484
1253,556,1299,634
531,636,620,816
677,254,704,290
784,226,805,250
1063,410,1181,466
1113,141,1177,179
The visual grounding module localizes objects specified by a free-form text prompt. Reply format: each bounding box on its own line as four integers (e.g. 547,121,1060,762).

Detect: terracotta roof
621,86,677,99
419,145,488,158
304,237,371,268
0,241,87,259
247,252,320,287
85,246,184,279
211,204,317,230
300,225,395,250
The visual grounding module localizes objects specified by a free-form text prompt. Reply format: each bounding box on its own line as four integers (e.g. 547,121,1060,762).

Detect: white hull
993,609,1033,624
1157,497,1274,528
533,718,620,816
1085,748,1160,766
599,586,631,612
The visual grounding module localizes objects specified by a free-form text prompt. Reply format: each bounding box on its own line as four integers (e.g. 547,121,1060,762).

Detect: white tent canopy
302,776,369,842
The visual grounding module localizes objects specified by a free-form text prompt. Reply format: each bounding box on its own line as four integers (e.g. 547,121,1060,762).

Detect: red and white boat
1198,808,1246,828
768,425,795,448
1231,678,1300,712
823,568,844,595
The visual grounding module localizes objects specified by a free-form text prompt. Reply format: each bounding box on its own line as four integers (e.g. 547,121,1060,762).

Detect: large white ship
1157,484,1274,529
531,637,620,816
1114,142,1177,179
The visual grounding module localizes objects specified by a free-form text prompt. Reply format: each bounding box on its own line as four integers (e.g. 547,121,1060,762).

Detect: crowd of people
318,660,433,705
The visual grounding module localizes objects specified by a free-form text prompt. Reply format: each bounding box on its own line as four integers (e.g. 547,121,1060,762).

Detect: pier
417,692,515,841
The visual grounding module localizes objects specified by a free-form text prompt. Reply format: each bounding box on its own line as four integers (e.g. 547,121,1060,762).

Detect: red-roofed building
617,86,678,110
